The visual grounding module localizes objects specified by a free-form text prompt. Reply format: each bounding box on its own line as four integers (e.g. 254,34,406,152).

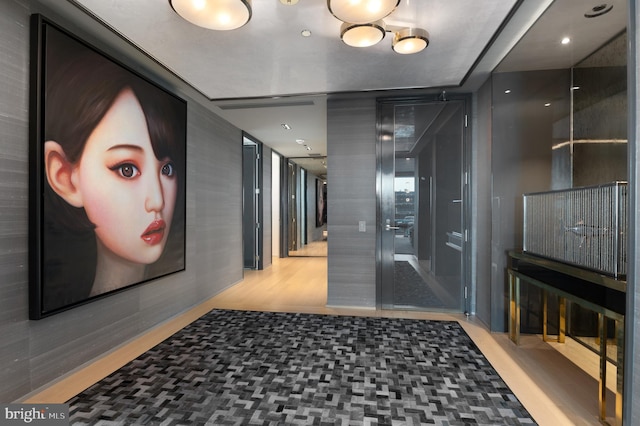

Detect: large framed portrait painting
29,15,187,319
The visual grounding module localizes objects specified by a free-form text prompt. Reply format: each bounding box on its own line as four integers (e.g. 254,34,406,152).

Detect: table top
508,250,626,294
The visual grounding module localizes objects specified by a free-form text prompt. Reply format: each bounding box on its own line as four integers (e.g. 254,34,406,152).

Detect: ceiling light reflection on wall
341,21,386,47
328,0,400,24
392,28,429,54
170,0,252,31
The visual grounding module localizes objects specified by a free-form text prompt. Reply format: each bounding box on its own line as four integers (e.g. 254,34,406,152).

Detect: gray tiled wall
326,95,377,308
0,0,243,402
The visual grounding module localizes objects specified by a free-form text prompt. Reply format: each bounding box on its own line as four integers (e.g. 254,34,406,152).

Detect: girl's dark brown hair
43,29,186,232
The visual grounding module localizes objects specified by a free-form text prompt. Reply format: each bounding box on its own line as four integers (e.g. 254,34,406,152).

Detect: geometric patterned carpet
67,309,536,425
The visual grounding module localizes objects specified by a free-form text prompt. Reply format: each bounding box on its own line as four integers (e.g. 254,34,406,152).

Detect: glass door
378,99,468,311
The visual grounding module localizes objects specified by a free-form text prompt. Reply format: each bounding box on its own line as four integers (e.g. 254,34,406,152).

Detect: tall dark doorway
378,98,469,312
243,135,263,269
286,157,328,258
287,160,298,253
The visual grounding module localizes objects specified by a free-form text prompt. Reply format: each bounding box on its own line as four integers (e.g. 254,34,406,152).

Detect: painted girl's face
75,88,177,265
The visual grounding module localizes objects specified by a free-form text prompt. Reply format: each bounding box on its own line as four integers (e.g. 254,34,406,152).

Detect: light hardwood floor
287,240,328,257
25,256,616,425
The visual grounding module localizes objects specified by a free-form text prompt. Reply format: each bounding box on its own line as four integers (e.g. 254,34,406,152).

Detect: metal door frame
375,95,472,313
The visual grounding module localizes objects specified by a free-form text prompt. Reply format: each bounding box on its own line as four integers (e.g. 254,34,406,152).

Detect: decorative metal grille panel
523,182,627,278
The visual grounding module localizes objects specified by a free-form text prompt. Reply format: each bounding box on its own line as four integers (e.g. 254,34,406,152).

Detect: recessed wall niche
553,31,627,188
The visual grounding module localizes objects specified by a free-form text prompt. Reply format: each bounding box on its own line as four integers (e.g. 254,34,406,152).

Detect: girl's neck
90,240,146,297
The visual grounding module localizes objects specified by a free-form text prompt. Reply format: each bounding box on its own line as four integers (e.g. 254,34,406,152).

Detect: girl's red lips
141,219,166,245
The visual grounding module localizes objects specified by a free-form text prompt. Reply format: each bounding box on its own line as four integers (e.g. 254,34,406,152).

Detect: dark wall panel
0,0,242,402
0,0,32,400
472,78,493,325
490,69,570,331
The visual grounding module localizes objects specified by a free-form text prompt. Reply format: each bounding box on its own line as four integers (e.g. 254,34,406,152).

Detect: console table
507,250,625,425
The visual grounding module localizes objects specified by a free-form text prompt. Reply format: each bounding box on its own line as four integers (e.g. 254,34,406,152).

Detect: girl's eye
110,163,140,179
161,162,175,177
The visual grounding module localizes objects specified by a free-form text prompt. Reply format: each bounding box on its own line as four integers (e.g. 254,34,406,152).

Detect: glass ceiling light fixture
328,0,400,24
169,0,252,31
392,27,429,54
329,1,429,54
340,20,386,47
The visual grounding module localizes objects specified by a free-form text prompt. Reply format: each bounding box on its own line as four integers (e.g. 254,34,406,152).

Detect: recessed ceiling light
571,86,581,90
544,102,551,107
301,29,312,37
561,37,571,45
296,139,305,144
281,123,292,130
504,89,511,94
585,4,613,18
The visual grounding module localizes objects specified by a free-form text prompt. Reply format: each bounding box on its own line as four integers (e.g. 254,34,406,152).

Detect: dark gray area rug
393,261,444,308
67,309,536,425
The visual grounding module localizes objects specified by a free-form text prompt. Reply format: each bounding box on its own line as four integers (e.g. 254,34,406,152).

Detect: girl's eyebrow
106,144,144,152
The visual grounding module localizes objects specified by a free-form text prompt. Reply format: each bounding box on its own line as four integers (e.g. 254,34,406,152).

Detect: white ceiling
41,0,627,176
71,0,519,99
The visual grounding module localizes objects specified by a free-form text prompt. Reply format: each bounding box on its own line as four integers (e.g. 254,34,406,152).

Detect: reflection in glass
381,101,466,311
570,31,627,187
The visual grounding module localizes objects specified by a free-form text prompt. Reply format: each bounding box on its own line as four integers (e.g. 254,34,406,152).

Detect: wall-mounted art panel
29,15,187,319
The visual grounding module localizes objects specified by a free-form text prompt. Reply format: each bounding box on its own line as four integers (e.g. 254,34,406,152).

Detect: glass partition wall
567,31,627,363
491,1,628,417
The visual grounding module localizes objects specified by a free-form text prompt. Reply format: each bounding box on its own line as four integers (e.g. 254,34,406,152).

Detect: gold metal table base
507,268,624,426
